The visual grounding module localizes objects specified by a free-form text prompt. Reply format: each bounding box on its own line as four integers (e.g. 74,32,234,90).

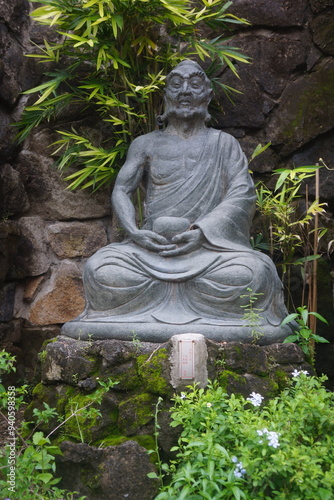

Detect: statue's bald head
157,60,212,125
166,60,211,89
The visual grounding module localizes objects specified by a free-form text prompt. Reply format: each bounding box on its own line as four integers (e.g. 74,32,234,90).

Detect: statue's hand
130,229,176,253
160,229,204,257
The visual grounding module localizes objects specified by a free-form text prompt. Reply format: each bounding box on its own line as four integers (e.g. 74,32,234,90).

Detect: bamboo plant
16,0,250,190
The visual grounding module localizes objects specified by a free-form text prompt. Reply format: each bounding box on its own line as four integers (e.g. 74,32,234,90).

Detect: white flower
233,458,247,479
180,393,186,399
267,431,280,448
292,369,309,377
257,428,280,448
247,392,264,407
206,402,212,408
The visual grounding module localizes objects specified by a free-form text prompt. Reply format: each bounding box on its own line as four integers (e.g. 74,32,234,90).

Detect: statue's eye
190,77,203,89
170,77,182,88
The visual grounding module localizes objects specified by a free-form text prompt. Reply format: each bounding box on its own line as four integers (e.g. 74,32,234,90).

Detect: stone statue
62,59,292,343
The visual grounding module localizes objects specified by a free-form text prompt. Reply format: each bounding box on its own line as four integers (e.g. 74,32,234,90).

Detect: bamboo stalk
309,167,320,336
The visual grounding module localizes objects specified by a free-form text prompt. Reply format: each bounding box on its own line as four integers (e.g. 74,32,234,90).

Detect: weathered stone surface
0,221,21,282
0,283,16,321
311,11,334,55
7,216,50,279
268,58,334,155
14,151,111,220
264,342,305,364
227,31,310,99
17,325,60,381
287,130,334,208
230,0,307,26
310,0,334,13
214,342,269,376
118,393,158,436
41,337,98,384
0,22,38,107
23,275,45,303
0,111,17,162
215,65,265,129
47,221,107,258
29,261,85,325
26,337,315,498
0,164,30,218
220,372,276,400
0,0,30,35
57,441,159,500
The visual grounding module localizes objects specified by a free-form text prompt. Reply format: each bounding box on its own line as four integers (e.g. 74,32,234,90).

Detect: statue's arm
111,136,176,253
111,136,145,236
195,134,256,250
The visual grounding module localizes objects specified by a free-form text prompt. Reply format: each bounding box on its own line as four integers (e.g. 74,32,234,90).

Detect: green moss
94,433,155,453
107,361,141,390
273,370,289,391
137,348,171,396
278,65,334,148
63,391,102,442
218,370,247,394
81,467,102,491
265,379,280,399
118,393,157,435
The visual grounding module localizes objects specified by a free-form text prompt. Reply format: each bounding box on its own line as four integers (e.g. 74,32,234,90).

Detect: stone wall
0,0,334,383
28,336,312,499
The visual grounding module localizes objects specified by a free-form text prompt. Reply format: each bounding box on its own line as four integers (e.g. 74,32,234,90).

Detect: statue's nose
181,80,191,93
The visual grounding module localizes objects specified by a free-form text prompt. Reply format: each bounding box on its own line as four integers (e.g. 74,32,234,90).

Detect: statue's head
158,60,213,125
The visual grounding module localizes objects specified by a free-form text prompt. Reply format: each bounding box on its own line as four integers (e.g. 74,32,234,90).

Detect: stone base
28,336,313,500
61,319,292,344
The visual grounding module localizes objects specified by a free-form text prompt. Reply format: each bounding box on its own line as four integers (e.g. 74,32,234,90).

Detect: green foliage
240,287,264,344
282,306,329,364
16,0,249,189
154,375,334,499
256,165,327,275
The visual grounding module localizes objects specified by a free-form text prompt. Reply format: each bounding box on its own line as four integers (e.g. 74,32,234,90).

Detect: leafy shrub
155,373,334,500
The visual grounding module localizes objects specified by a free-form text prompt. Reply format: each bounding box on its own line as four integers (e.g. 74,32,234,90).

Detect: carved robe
80,129,286,329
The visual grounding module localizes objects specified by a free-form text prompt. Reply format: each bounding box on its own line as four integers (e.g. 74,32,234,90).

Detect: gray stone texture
268,58,334,155
57,441,159,500
229,0,307,26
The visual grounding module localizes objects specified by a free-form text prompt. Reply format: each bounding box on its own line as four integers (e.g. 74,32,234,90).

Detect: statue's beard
158,101,210,125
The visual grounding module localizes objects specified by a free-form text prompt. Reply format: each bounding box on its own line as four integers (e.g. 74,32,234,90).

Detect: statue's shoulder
130,130,162,152
209,128,239,144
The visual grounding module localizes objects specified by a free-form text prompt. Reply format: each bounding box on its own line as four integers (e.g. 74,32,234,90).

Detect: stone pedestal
28,336,313,500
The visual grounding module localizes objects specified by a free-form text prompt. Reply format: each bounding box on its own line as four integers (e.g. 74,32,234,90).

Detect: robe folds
79,129,288,330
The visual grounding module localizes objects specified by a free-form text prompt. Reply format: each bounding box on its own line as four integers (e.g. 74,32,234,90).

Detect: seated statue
62,59,293,343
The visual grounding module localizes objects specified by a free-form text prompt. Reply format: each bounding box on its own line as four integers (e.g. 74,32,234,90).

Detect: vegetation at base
16,0,249,190
282,305,329,365
152,374,334,500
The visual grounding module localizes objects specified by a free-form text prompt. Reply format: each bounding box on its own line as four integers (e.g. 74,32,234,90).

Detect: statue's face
165,66,212,121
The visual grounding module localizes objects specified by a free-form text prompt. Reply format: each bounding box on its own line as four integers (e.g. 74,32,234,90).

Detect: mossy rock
25,383,76,434
100,359,142,391
216,342,268,376
118,393,158,436
219,370,280,400
218,370,248,395
137,347,172,396
94,434,157,462
63,390,120,443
